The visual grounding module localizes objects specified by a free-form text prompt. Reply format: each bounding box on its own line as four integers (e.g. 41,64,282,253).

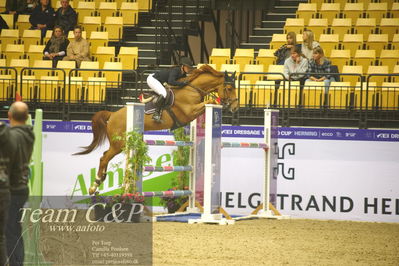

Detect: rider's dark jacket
153,67,188,87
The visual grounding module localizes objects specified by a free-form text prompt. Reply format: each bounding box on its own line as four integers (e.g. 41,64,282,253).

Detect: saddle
141,89,175,115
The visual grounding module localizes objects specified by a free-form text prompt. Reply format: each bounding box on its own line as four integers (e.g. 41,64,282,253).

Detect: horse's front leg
190,102,207,117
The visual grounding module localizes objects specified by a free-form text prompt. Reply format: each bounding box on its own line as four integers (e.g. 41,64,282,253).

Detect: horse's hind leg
89,144,122,195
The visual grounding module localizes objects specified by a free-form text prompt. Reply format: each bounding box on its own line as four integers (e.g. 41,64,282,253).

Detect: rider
147,57,194,122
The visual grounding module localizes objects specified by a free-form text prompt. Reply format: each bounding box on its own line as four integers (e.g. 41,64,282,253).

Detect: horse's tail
73,110,112,155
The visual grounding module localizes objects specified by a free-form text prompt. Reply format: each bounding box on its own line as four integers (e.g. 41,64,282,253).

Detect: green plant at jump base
114,130,151,194
159,127,190,212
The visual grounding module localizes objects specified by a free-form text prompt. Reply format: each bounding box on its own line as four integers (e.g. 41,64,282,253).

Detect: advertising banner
37,120,399,223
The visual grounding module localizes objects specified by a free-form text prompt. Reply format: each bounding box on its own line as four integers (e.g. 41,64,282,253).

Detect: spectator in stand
55,0,77,35
29,0,55,38
5,0,28,17
63,25,90,67
43,25,69,67
2,101,34,266
274,32,301,65
306,46,335,105
284,45,309,86
301,30,320,60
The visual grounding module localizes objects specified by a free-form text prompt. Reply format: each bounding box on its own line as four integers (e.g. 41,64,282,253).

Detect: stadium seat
82,16,102,37
98,2,117,24
56,60,76,81
0,73,14,100
43,30,52,44
256,49,275,71
392,34,399,49
319,3,340,25
355,18,376,41
266,64,284,81
343,3,364,22
136,0,152,11
367,65,389,85
328,82,351,109
22,30,41,51
233,49,254,72
220,64,240,76
342,34,364,57
330,49,351,73
39,75,60,101
278,81,300,107
16,15,31,36
89,31,108,54
197,63,216,70
367,34,389,54
354,82,377,109
331,18,352,41
0,14,14,29
393,65,399,82
86,77,106,102
236,80,252,106
20,74,36,100
1,29,19,51
342,65,363,86
380,82,399,110
353,50,376,74
269,34,287,49
241,64,265,84
209,48,231,71
379,50,399,73
5,44,25,66
366,2,388,22
102,61,123,82
379,18,399,41
76,1,96,24
27,45,46,65
303,81,325,108
296,3,317,25
284,18,304,34
307,19,328,40
391,3,399,18
104,16,123,40
120,2,139,25
32,60,53,78
117,46,138,70
79,61,100,81
253,80,276,107
94,46,115,68
67,76,84,102
318,34,339,57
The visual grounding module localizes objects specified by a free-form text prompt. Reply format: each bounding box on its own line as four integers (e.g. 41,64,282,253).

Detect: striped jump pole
221,109,281,219
188,104,234,225
125,102,201,214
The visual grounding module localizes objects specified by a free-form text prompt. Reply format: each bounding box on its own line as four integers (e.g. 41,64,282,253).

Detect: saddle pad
143,90,175,114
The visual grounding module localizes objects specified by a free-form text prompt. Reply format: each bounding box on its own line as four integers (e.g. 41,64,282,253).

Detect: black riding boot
152,96,165,123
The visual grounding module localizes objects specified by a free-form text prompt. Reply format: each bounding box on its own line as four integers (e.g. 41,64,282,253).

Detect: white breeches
147,74,167,98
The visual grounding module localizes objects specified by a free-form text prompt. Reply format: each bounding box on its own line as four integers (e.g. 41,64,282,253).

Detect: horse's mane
186,65,223,82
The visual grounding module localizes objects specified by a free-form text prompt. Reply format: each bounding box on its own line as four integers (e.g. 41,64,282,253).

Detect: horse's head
218,71,238,113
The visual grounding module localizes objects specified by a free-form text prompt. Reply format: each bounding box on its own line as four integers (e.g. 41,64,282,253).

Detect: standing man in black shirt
146,57,194,122
3,101,35,266
0,124,11,266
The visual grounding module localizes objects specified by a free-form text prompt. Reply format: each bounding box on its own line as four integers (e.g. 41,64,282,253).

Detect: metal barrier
0,67,18,107
66,68,139,120
1,67,398,128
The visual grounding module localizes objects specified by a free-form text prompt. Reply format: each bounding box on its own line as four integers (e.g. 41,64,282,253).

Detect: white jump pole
189,104,234,225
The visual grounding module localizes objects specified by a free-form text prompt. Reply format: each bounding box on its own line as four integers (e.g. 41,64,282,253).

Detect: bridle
220,80,238,109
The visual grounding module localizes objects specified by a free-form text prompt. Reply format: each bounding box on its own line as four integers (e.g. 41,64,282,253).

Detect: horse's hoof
89,186,97,195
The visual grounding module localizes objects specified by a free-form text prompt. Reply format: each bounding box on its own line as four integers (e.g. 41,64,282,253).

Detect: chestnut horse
75,65,238,195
